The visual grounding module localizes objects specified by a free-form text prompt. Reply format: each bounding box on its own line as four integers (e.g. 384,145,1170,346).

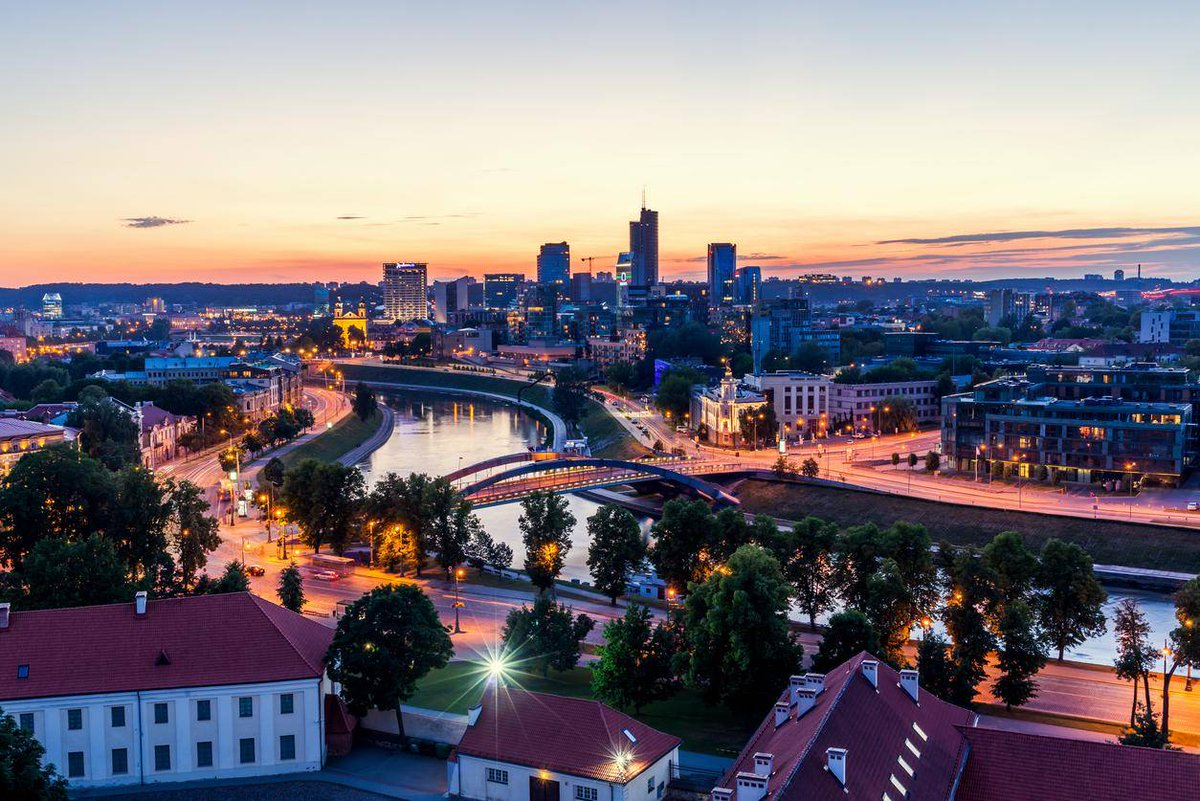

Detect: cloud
680,252,787,263
122,216,190,229
336,215,365,220
876,226,1200,247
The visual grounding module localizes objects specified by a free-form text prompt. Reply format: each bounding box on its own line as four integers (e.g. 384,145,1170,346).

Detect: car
313,570,341,582
245,565,266,577
1188,501,1199,512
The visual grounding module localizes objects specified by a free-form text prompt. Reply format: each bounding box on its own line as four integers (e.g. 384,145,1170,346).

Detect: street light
452,567,466,634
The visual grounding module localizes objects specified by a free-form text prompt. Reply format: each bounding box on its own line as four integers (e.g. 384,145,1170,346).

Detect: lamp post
453,567,466,634
1126,462,1137,520
917,616,933,671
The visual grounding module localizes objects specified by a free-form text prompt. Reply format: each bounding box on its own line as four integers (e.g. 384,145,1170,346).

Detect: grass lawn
408,661,761,756
281,408,382,467
737,478,1200,573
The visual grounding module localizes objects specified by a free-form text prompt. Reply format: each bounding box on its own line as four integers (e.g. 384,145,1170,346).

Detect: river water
361,389,1180,667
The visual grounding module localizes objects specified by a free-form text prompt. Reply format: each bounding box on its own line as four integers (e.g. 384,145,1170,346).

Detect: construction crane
578,255,622,275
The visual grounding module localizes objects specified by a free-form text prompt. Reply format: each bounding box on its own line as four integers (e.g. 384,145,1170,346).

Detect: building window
576,787,599,801
67,751,85,778
239,737,256,764
154,744,171,772
154,702,169,724
197,741,214,768
111,706,126,728
17,664,29,679
112,747,129,775
67,709,83,731
280,734,296,761
486,767,509,785
196,699,211,721
18,713,34,733
648,776,655,793
280,693,294,715
238,697,253,718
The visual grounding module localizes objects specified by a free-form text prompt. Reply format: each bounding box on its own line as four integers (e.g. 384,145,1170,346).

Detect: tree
1113,598,1156,726
71,396,141,470
1120,704,1173,750
800,457,819,478
917,633,955,701
108,467,175,590
30,378,64,403
924,451,940,472
678,545,803,711
501,596,595,677
772,455,796,478
166,478,221,590
281,459,366,554
2,535,129,610
363,472,435,574
352,381,377,421
466,529,514,570
943,548,997,706
277,562,305,612
654,371,700,422
426,478,481,572
737,404,777,449
649,499,718,590
326,584,454,739
261,456,286,488
1162,578,1200,736
519,491,575,592
1037,539,1107,662
891,452,900,468
209,560,250,594
586,506,646,605
0,711,68,800
992,601,1046,710
878,398,919,433
907,452,918,469
551,366,590,429
591,605,677,712
784,517,838,629
604,363,637,396
812,610,880,673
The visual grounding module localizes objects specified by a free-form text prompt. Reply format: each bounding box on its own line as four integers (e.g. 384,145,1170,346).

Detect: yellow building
332,301,370,348
0,419,68,476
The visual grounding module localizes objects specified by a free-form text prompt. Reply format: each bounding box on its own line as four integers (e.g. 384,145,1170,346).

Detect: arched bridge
449,452,745,508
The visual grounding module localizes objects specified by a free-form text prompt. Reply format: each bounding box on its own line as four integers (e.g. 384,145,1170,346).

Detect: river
360,389,1181,667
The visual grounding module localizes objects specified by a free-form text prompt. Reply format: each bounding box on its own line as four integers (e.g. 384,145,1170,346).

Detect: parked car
245,565,266,577
313,570,341,582
1188,501,1199,512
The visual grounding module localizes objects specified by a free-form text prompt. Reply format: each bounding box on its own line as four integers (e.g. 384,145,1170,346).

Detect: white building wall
458,749,677,801
2,677,323,789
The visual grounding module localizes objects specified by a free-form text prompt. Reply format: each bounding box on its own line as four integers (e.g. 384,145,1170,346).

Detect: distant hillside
0,282,382,308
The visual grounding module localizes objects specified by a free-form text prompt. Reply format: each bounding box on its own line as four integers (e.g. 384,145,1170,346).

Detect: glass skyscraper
628,205,658,293
707,242,737,308
537,242,570,293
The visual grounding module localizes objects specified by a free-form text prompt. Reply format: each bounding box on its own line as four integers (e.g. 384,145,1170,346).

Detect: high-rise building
735,265,762,305
41,292,63,320
484,273,525,309
537,242,570,293
313,284,331,316
707,243,737,308
629,205,659,293
570,272,592,303
382,262,428,322
432,277,476,324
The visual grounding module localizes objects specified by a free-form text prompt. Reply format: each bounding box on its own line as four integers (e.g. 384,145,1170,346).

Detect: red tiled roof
0,593,332,701
954,725,1200,801
718,653,974,801
456,686,681,783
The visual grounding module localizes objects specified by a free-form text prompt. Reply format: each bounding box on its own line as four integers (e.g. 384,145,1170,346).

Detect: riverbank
282,406,389,467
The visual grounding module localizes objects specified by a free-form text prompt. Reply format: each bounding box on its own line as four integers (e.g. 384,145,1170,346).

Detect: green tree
501,596,595,676
800,457,819,478
586,506,646,605
261,456,286,488
1113,598,1156,726
1162,578,1200,736
363,472,435,574
166,478,221,590
107,467,175,589
654,371,700,422
352,381,377,421
1119,704,1173,750
772,455,796,477
282,459,366,554
784,517,838,629
326,584,454,739
519,491,575,592
30,378,64,403
426,478,481,572
0,711,68,800
943,548,997,706
891,452,900,468
551,366,590,429
209,560,250,594
924,451,940,472
737,404,777,449
70,396,141,470
678,545,803,711
992,600,1046,710
648,499,718,590
916,633,955,701
2,535,129,610
591,604,677,713
604,362,637,396
812,610,880,673
277,562,306,612
907,452,918,469
1037,539,1107,662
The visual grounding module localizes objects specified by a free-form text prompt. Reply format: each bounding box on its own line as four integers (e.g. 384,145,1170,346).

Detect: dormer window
17,664,29,679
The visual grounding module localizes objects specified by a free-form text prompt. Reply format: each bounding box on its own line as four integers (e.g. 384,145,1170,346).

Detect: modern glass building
628,206,659,294
483,273,525,310
536,243,570,293
707,243,737,308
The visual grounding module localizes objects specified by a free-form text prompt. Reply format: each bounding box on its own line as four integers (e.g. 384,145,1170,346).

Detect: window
112,748,129,775
111,706,126,728
576,787,599,801
280,734,296,761
67,708,82,730
239,697,253,718
239,737,256,764
67,751,85,778
196,699,211,722
17,664,29,679
280,693,294,715
154,702,169,724
18,713,34,733
154,744,171,772
196,741,214,768
486,767,509,785
648,776,655,793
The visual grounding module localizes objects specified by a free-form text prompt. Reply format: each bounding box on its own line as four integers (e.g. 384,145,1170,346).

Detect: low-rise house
0,592,336,790
0,418,68,476
452,687,680,801
135,401,195,468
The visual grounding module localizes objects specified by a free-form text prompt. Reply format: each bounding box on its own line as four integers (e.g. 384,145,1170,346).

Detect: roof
954,725,1200,801
0,418,67,440
717,653,974,801
456,686,680,784
0,593,332,701
137,402,186,430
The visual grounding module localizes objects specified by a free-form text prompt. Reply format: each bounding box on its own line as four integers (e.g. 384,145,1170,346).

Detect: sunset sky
2,2,1199,286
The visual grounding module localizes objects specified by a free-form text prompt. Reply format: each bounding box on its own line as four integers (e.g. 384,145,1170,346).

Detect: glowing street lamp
453,567,466,634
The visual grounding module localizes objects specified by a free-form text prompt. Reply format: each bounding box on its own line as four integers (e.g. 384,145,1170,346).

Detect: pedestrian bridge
447,452,744,508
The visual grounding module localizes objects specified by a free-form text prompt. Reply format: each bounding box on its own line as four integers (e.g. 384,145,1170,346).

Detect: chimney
735,772,767,801
825,748,847,788
0,602,9,629
135,591,148,616
795,687,817,718
862,660,878,689
899,669,919,703
773,702,789,727
753,753,774,778
788,674,805,705
805,673,826,694
711,788,733,801
467,703,482,727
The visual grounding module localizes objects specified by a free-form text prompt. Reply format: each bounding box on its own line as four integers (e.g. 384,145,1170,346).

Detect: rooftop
0,418,67,440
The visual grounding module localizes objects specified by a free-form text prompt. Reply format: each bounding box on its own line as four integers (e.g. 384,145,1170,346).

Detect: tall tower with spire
628,194,658,296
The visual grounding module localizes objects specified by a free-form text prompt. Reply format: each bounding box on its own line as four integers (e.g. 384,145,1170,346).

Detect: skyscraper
628,204,658,294
382,262,428,322
484,273,524,309
707,243,737,308
432,276,476,324
735,265,762,305
537,242,571,293
41,292,63,320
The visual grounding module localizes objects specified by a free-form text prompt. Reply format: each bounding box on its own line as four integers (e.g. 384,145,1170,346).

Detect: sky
2,1,1199,286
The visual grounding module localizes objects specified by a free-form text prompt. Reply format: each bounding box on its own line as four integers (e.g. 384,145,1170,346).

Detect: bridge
448,452,745,508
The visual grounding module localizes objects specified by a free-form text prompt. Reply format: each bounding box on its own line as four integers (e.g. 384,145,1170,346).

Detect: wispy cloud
122,216,190,229
335,215,365,220
876,226,1200,247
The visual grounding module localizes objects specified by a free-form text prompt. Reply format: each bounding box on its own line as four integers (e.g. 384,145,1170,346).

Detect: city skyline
3,2,1200,286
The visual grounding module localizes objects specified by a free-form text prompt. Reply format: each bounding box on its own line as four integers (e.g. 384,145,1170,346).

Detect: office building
41,292,63,320
828,378,940,432
985,289,1034,327
312,285,331,316
570,272,592,303
734,265,762,305
382,262,428,322
1139,308,1200,345
537,242,570,293
628,205,659,294
690,370,768,448
707,243,737,308
484,273,525,310
432,277,476,324
750,297,840,372
745,372,830,438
